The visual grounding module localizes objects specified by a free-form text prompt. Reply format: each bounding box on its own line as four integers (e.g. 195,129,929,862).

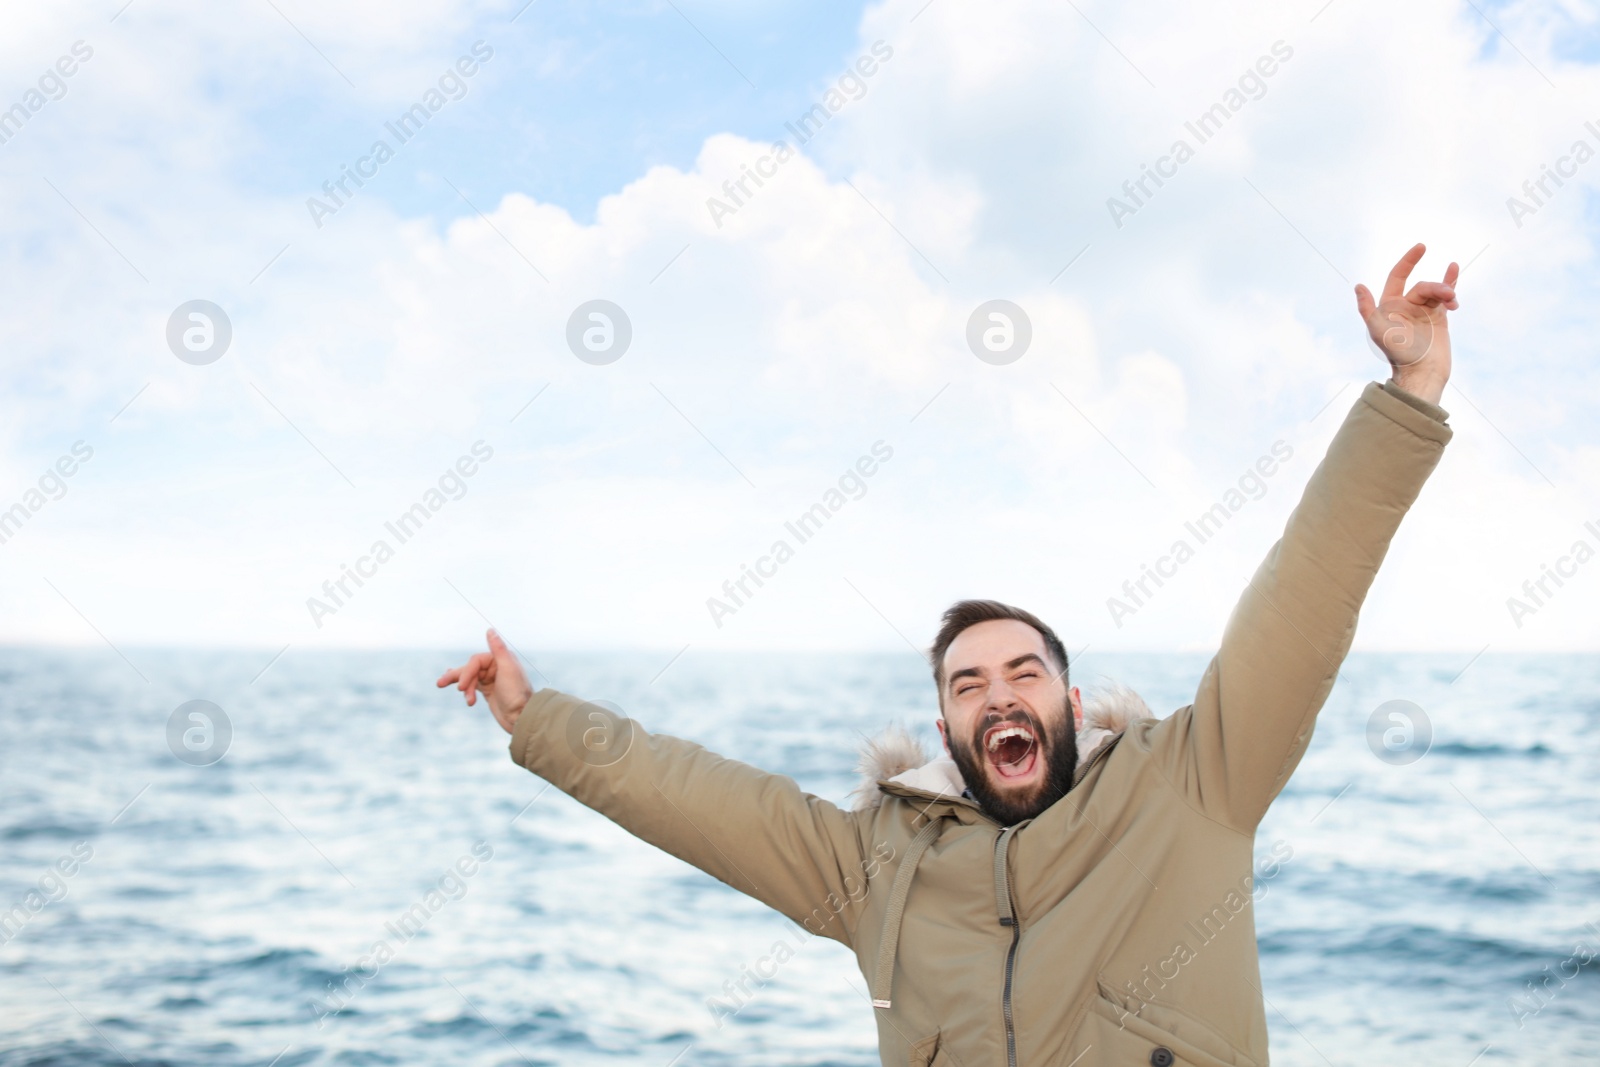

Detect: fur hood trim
849,681,1152,812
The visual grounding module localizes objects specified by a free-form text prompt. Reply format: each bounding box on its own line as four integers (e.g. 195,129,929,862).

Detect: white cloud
2,0,1598,659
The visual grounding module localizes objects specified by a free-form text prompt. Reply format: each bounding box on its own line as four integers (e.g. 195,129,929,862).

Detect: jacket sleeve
1156,380,1452,832
509,687,872,945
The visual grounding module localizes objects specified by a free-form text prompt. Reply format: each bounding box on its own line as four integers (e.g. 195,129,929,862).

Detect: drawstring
871,815,950,1009
993,824,1019,926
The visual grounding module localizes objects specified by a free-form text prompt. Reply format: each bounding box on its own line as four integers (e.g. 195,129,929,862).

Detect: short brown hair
929,599,1069,696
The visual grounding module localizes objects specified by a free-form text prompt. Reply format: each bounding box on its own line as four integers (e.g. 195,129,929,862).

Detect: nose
984,679,1022,714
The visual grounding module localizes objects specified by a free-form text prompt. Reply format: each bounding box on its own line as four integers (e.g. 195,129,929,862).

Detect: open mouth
983,721,1039,781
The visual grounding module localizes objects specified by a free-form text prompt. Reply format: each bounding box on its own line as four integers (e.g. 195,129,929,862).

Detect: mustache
945,699,1080,826
968,709,1049,754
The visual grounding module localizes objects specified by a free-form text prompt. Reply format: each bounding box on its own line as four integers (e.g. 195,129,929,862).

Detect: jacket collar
850,682,1152,813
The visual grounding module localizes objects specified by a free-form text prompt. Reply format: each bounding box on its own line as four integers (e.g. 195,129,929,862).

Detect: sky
2,0,1599,664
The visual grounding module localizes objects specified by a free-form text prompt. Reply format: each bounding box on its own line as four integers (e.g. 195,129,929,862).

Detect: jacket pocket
908,1031,941,1066
1080,988,1258,1067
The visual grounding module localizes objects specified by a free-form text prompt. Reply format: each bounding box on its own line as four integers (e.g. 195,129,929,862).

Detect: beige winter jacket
509,379,1452,1066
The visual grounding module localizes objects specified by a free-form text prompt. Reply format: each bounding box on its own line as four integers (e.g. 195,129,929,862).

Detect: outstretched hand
1354,243,1459,406
436,629,533,735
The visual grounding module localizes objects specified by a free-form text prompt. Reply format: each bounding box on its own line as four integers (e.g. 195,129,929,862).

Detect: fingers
455,654,480,692
1406,281,1457,308
1354,283,1376,320
438,628,520,710
1442,262,1461,309
1381,242,1427,302
437,662,480,703
457,652,494,691
445,652,492,706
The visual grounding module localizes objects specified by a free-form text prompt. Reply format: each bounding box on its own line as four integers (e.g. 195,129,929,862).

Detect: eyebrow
945,653,1048,689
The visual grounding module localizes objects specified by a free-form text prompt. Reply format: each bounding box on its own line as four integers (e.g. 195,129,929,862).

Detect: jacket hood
849,682,1153,812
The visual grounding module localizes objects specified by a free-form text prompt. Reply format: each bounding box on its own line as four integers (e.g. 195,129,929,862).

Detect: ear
1068,685,1083,731
936,717,951,756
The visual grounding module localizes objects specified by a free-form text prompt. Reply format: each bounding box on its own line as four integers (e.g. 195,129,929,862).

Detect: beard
947,701,1079,827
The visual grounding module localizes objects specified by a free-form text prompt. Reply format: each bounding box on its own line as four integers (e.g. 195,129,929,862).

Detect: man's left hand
1355,242,1459,405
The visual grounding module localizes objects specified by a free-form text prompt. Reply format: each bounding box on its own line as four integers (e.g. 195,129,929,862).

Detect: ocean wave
1260,922,1550,973
1430,741,1554,758
3,649,1595,1065
0,820,100,842
0,1042,151,1067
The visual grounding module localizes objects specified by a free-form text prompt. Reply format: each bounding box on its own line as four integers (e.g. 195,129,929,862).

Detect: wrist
1389,370,1446,406
502,689,531,734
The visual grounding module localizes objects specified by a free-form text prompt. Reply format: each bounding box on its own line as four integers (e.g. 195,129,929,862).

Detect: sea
1,648,1596,1066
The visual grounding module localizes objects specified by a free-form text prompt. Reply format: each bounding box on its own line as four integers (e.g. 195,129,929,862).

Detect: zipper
992,734,1120,1067
1002,910,1020,1067
890,731,1122,1066
994,824,1021,1067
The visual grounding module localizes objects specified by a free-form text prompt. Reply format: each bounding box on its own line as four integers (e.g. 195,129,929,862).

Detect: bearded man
439,244,1459,1067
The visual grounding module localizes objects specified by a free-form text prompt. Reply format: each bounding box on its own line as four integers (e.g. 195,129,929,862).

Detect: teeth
986,725,1034,752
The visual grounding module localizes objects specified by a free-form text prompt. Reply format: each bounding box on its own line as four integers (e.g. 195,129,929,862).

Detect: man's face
937,619,1082,826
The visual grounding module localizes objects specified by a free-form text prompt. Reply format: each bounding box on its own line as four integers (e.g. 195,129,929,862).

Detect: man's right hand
437,629,533,735
1354,242,1459,406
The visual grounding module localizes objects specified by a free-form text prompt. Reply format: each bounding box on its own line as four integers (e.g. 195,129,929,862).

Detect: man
439,243,1459,1066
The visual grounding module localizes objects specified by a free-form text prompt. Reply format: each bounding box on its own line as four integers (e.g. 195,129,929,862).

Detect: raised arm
1159,244,1458,831
438,632,873,944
